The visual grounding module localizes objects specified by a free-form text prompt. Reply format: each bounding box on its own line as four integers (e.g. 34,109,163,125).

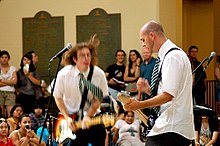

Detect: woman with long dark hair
124,49,142,97
16,54,41,114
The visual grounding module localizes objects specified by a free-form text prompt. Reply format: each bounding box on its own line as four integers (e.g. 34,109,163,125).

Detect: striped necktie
79,73,84,95
79,73,103,101
150,58,160,115
150,58,160,97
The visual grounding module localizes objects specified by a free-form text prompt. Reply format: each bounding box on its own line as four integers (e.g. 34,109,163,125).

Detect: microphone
49,43,72,62
204,51,216,70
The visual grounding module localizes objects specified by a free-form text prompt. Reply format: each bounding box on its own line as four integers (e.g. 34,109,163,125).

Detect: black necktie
79,73,103,101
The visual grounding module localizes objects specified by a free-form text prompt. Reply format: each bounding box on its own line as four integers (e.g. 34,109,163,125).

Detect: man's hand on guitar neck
124,98,142,111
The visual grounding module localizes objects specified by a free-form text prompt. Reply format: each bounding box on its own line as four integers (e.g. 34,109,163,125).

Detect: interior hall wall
183,0,214,80
0,0,158,69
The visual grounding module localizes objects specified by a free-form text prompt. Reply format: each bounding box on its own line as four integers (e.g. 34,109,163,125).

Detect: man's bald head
140,20,164,36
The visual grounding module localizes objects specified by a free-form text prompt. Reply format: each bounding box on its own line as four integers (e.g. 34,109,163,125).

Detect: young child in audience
9,114,46,146
112,111,144,146
194,107,219,146
0,118,14,145
29,103,45,133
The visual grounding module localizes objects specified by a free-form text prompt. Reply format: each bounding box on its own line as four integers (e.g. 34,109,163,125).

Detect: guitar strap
79,65,94,120
155,47,180,93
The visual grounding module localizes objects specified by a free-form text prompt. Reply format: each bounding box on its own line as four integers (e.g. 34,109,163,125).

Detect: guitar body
54,114,77,144
54,113,115,144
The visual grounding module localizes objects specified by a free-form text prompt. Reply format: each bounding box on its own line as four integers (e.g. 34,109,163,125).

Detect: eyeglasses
0,118,7,123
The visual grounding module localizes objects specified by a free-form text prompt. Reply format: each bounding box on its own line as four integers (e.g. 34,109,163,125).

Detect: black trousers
145,132,192,146
63,124,106,146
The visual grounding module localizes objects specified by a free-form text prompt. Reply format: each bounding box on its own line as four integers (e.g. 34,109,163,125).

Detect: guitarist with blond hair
53,35,109,146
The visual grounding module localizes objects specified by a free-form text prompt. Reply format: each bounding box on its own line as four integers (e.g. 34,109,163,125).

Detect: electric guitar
54,113,115,144
117,92,158,129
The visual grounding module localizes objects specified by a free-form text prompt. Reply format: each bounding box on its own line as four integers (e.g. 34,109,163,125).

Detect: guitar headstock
117,92,131,104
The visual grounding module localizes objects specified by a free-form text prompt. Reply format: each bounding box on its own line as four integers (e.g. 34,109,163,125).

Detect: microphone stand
39,55,62,145
192,57,209,105
192,57,208,74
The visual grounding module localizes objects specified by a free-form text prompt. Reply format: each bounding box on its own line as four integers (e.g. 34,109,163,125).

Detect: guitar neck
74,114,115,129
117,93,149,127
134,109,148,127
75,116,102,129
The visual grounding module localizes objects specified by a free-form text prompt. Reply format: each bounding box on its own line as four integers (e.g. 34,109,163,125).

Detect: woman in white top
0,50,17,117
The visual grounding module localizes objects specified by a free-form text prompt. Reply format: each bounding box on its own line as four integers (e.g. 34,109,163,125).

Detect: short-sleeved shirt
140,57,157,85
0,66,17,92
53,65,109,115
29,113,45,132
115,119,141,142
148,39,195,140
105,63,125,92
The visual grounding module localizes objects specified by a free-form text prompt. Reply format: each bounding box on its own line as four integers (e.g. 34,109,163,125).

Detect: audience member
0,118,14,145
194,106,219,146
9,114,46,146
188,45,207,105
7,104,23,134
124,49,142,97
105,50,126,99
29,103,45,133
112,111,144,146
138,47,156,101
0,50,17,117
25,51,45,102
215,55,220,115
26,51,39,65
16,54,41,114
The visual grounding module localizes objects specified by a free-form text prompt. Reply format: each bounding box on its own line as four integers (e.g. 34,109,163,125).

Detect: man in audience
188,45,207,105
105,50,126,99
138,47,156,101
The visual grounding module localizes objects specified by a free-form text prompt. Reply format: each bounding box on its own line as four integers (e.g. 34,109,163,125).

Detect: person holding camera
16,54,41,114
9,114,46,146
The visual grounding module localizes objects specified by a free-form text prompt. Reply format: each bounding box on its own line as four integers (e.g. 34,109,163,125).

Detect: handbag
125,82,138,94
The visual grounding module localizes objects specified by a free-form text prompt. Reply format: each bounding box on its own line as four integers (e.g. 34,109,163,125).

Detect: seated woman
0,118,14,145
9,114,46,146
194,107,219,146
112,111,144,146
7,104,23,134
124,49,142,98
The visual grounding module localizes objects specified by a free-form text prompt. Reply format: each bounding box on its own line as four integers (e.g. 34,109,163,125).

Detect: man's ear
149,32,155,38
73,57,77,64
